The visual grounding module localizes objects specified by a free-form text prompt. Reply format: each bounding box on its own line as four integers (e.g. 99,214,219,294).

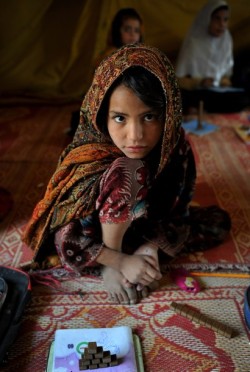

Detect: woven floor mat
2,275,250,372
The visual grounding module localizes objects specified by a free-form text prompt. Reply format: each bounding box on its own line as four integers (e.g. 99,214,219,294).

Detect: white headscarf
176,0,233,86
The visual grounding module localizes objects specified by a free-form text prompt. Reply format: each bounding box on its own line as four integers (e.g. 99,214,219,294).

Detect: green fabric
0,0,249,103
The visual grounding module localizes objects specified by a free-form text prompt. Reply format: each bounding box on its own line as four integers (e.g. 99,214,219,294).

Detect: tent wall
0,0,249,103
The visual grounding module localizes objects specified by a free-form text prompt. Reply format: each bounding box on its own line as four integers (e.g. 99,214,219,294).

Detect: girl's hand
119,254,162,287
201,77,214,87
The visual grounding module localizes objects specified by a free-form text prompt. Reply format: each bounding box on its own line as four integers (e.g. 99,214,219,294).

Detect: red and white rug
1,106,250,371
2,276,250,372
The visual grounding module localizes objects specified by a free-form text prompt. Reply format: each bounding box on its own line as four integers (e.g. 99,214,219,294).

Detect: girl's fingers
146,266,162,281
144,255,157,266
143,255,161,272
136,283,144,291
139,270,161,285
122,277,133,288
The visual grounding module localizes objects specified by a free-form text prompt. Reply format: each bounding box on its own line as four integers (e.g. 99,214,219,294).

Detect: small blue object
244,285,250,330
182,120,218,136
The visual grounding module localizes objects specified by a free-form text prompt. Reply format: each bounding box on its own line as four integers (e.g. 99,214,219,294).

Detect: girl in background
176,0,233,89
96,8,143,66
175,0,246,113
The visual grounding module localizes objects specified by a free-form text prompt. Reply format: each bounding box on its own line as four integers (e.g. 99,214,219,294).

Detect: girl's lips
126,146,146,152
127,145,146,148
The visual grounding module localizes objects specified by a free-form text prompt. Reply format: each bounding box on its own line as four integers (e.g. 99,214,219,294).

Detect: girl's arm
96,221,162,286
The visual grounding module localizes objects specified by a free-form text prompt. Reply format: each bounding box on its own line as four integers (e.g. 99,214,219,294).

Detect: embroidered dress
23,43,231,277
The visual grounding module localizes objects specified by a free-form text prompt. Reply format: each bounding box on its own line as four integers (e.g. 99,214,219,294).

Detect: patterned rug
0,104,75,266
0,187,13,222
1,107,250,371
171,111,250,272
1,276,250,372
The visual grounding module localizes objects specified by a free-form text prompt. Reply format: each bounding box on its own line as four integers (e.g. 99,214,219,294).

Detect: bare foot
102,266,139,305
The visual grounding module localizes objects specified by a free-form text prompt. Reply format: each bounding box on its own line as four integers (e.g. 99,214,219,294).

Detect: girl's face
107,84,164,159
208,8,229,37
120,18,141,45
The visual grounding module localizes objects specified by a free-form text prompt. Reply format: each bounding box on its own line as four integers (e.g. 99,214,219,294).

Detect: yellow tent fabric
0,0,249,103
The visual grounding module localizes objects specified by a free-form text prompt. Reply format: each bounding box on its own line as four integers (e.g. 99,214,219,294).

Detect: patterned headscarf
23,43,182,255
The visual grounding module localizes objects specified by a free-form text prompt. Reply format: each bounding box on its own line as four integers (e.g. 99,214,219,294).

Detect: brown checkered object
79,342,119,370
170,302,234,338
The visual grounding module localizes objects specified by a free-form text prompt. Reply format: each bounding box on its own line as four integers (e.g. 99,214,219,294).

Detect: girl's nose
127,122,143,141
220,18,227,27
130,28,137,36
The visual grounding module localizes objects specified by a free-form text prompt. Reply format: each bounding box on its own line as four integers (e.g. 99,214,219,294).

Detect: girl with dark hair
23,44,231,304
176,0,233,90
176,0,247,113
95,8,143,66
110,8,143,48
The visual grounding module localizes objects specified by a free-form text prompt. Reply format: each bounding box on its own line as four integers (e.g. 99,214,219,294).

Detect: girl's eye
123,26,131,33
114,115,125,123
144,113,155,122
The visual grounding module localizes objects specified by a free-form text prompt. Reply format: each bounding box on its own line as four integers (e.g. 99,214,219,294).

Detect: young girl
96,8,143,66
175,0,247,113
23,44,231,305
176,0,233,90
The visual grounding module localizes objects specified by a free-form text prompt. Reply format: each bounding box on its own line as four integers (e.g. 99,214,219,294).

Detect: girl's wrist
141,241,159,251
96,243,125,271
